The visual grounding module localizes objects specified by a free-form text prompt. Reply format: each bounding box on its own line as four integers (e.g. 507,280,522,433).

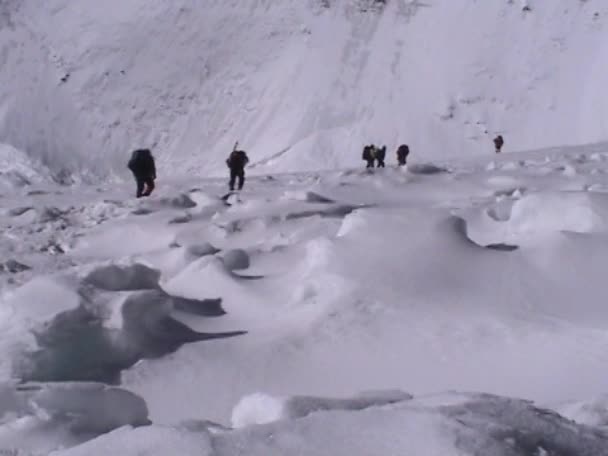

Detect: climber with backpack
127,148,156,198
375,145,386,168
396,144,410,166
493,135,504,154
362,144,375,168
226,141,249,191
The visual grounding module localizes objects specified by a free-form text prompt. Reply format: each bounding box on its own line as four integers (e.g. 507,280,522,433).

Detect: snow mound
0,382,149,454
466,191,608,247
22,382,150,433
52,393,608,456
510,192,605,235
51,425,213,456
231,390,412,428
228,393,608,456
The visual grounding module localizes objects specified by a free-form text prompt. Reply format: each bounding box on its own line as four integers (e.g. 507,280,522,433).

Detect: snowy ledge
1,385,607,455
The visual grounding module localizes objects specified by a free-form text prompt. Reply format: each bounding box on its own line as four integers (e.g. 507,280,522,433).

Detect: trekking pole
233,141,239,152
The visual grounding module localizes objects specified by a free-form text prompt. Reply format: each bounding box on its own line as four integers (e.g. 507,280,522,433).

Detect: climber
362,144,375,168
226,142,249,191
396,144,410,166
375,145,386,168
493,135,504,154
127,149,156,198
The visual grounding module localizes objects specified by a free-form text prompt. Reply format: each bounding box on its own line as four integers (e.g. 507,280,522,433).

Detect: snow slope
1,0,608,179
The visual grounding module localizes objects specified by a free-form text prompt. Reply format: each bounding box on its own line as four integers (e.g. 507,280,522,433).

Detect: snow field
2,145,608,452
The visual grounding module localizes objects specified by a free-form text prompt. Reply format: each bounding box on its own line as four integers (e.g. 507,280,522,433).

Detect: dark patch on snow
493,187,525,198
160,193,197,209
168,213,193,224
18,289,246,384
1,381,150,445
1,259,31,273
286,204,370,220
485,243,519,251
222,249,250,271
230,272,265,281
186,242,221,258
131,207,154,215
304,192,335,204
284,390,413,419
35,207,69,223
440,394,608,456
120,291,246,358
407,163,449,175
173,297,226,317
8,206,33,217
83,263,161,291
39,241,66,255
103,199,125,206
14,262,245,383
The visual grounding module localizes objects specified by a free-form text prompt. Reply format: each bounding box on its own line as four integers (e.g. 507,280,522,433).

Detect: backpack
362,146,371,160
227,150,248,168
398,145,409,156
128,149,149,170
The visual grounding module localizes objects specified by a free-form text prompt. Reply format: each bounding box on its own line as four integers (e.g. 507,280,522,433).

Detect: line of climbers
126,135,504,198
126,143,250,198
362,144,410,168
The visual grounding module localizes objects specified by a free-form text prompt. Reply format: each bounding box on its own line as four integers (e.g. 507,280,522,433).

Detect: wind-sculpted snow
2,146,608,452
224,393,608,456
43,392,608,456
3,263,245,384
231,389,413,428
0,382,149,454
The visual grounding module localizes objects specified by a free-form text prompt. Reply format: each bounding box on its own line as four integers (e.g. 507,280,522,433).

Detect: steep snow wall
1,0,608,179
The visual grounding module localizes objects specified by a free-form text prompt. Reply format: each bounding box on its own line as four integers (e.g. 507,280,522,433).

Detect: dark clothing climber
375,146,386,168
128,149,156,198
226,148,249,191
493,135,504,154
362,145,375,168
396,144,410,166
